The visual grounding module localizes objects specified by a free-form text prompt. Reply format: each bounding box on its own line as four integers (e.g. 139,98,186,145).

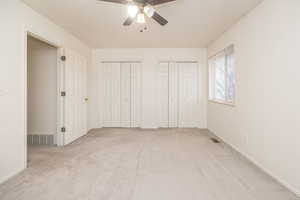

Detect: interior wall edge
0,1,93,184
208,129,300,197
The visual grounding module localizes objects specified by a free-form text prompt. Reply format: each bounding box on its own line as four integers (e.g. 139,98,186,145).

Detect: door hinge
61,56,66,61
61,127,66,133
61,91,66,97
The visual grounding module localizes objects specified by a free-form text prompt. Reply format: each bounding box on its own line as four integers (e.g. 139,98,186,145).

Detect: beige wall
0,0,92,184
27,36,57,136
207,0,300,195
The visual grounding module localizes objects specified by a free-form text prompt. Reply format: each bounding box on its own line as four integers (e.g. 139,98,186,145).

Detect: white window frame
209,45,236,106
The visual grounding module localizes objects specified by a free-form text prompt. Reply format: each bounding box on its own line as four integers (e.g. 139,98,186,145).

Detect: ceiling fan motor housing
98,0,175,26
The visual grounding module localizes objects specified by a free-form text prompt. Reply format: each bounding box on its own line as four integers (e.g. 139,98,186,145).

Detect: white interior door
131,63,142,127
158,61,199,128
63,49,87,145
169,62,179,128
178,62,199,127
101,62,121,127
120,63,131,127
100,62,141,128
158,61,179,128
110,63,121,127
158,62,169,128
101,63,112,127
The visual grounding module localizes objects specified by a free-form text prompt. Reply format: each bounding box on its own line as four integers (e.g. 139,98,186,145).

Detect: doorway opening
26,35,59,165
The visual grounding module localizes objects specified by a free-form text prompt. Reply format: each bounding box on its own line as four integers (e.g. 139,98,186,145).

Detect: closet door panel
79,58,87,137
75,57,81,138
100,62,142,128
158,62,169,128
178,62,198,127
169,62,179,128
102,63,112,127
97,63,104,127
131,63,142,127
120,63,131,127
110,63,121,127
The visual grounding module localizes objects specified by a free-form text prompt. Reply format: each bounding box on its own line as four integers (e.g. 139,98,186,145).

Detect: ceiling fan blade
123,17,135,26
97,0,128,5
152,12,168,26
135,0,148,3
148,0,176,6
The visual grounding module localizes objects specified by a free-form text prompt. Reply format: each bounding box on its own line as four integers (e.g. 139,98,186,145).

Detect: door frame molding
23,27,64,169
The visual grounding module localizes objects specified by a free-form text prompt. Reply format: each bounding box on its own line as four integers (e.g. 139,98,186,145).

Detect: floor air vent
27,135,55,146
211,138,221,144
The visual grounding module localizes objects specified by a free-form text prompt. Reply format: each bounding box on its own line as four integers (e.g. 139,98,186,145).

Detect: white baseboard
208,129,300,197
140,126,159,129
90,126,206,130
0,167,25,185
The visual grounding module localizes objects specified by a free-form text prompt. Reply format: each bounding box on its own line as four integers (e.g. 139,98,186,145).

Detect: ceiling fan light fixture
97,0,171,26
144,5,155,18
128,4,139,18
136,13,146,23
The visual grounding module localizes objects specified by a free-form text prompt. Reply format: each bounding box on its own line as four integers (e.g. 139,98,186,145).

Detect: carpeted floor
0,128,298,200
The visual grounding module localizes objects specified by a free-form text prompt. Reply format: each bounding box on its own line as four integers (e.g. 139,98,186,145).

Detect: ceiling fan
97,0,176,26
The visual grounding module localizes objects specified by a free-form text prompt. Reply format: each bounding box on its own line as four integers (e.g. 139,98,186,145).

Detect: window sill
208,100,235,107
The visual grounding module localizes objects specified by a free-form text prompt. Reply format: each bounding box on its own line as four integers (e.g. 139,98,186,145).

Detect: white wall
207,0,300,195
89,48,207,129
27,36,57,136
0,0,92,184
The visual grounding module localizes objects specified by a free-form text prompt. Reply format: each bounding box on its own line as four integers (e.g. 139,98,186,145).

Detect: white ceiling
23,0,263,48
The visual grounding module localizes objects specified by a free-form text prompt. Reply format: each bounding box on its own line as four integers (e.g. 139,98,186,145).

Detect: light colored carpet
0,128,298,200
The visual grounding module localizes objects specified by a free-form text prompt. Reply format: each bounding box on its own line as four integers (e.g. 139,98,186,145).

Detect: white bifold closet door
178,62,199,127
120,63,131,127
100,62,141,128
130,63,142,127
169,62,179,127
158,61,199,128
63,49,87,145
158,62,169,128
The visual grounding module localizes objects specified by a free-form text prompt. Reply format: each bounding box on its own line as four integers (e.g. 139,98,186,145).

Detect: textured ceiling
23,0,263,48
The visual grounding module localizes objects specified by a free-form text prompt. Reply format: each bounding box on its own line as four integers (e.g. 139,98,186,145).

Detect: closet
99,62,142,128
158,61,199,128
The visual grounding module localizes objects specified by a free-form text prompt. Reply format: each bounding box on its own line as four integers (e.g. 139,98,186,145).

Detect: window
209,45,236,105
